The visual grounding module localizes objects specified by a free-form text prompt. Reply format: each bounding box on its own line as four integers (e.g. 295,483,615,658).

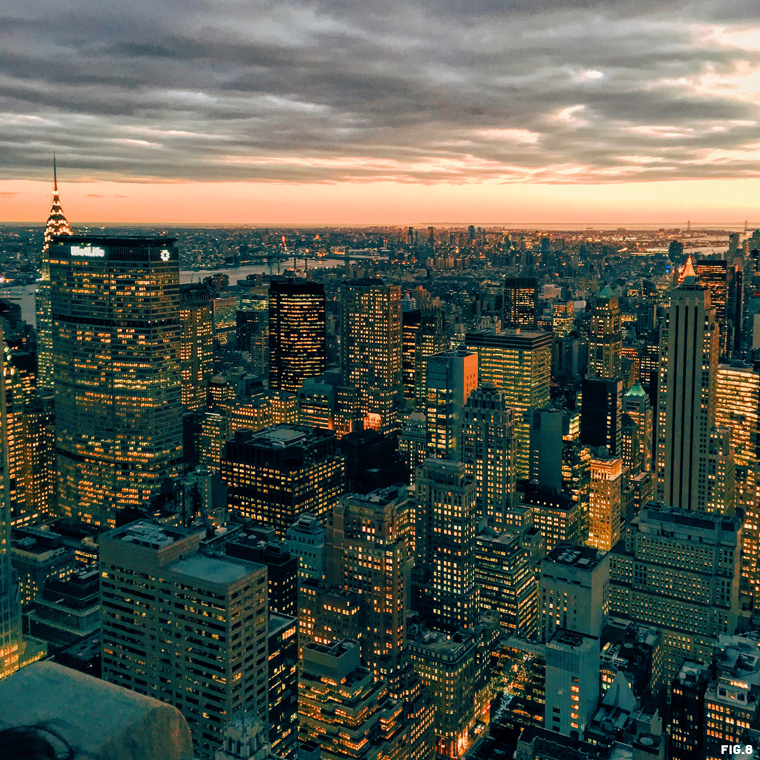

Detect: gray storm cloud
1,0,759,183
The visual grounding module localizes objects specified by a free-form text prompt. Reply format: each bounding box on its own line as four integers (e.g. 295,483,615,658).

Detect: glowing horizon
3,177,760,228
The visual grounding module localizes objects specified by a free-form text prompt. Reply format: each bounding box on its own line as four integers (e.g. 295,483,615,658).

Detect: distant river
0,256,360,328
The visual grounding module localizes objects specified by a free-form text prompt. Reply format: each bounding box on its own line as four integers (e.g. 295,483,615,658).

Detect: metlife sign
71,245,106,258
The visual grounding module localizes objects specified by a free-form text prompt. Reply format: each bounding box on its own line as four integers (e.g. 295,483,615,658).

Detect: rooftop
233,424,332,449
108,520,201,550
548,629,598,652
170,554,259,586
545,543,605,570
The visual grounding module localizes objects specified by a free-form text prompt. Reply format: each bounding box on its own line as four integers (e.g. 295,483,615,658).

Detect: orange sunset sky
2,0,759,226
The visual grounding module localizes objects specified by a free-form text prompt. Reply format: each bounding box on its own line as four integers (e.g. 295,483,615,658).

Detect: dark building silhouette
268,277,326,393
581,376,623,457
503,277,537,328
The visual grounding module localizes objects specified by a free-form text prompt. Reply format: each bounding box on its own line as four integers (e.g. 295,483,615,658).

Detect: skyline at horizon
3,175,760,227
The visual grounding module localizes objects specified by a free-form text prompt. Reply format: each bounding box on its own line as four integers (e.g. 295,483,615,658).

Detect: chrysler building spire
38,157,73,390
43,156,72,252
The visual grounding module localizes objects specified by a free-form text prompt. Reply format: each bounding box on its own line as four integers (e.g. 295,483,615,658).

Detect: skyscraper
0,325,18,676
50,237,183,526
529,408,591,540
460,386,516,527
581,376,623,457
695,259,729,358
586,286,622,380
609,504,741,692
621,383,653,475
655,263,719,511
220,426,344,536
465,329,552,479
716,361,760,600
402,307,447,408
326,489,412,691
415,459,478,633
588,453,623,551
503,277,537,329
37,159,72,391
539,544,609,643
268,277,326,393
179,284,213,410
100,521,269,759
298,640,415,760
424,347,478,460
340,279,402,434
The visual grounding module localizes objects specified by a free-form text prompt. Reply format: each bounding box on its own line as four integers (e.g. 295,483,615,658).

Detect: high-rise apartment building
424,348,478,460
340,278,402,434
655,266,719,511
298,640,415,760
703,633,760,760
20,394,56,525
220,426,344,536
415,459,478,633
50,237,183,526
588,454,623,551
237,277,269,379
402,307,447,408
695,258,730,358
609,504,741,692
544,629,600,737
465,329,552,479
669,660,710,760
551,300,575,338
476,524,540,636
2,350,37,525
268,278,325,393
716,361,760,600
581,376,623,457
179,284,213,410
1,327,29,677
586,286,622,379
529,408,591,541
520,486,582,551
539,544,609,643
326,490,411,690
706,426,735,515
268,614,298,759
407,627,476,759
285,512,325,583
100,521,269,759
621,383,653,475
503,277,537,328
37,162,72,391
461,386,516,527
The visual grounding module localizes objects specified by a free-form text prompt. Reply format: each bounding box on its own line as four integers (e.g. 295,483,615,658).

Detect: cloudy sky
1,0,759,223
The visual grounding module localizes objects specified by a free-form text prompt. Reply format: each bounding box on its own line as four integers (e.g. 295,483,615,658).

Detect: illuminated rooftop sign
71,245,105,258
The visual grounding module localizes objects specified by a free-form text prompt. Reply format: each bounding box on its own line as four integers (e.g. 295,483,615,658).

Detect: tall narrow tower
586,285,622,380
37,158,72,391
0,324,17,675
340,278,402,434
656,260,720,511
0,326,46,678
